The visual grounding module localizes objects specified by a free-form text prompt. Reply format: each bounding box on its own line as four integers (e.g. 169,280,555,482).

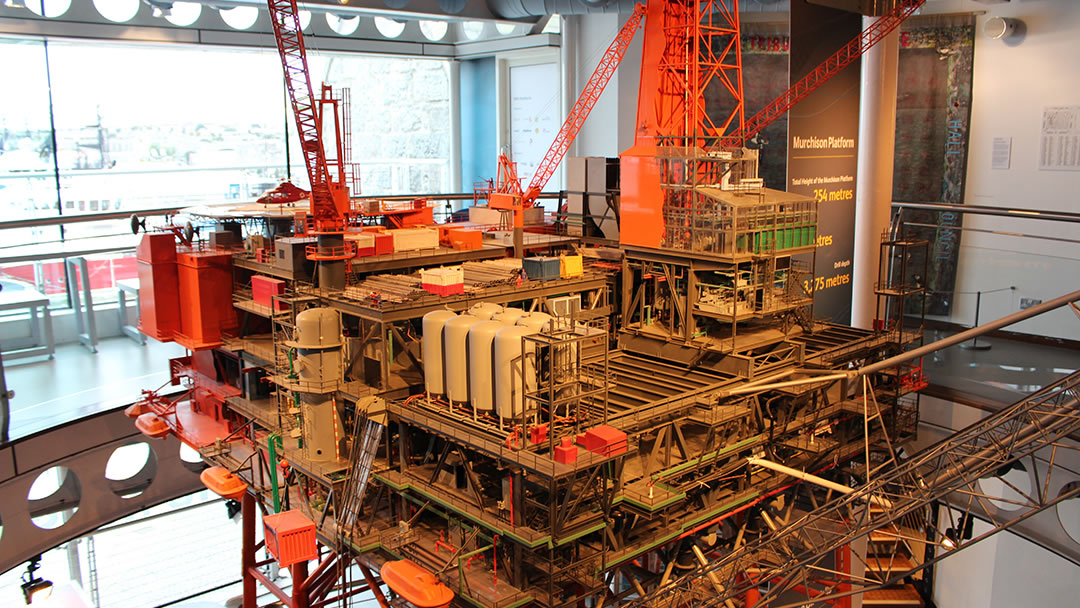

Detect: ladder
335,400,384,545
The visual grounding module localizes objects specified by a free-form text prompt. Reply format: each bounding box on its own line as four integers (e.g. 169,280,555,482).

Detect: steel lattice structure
628,369,1080,608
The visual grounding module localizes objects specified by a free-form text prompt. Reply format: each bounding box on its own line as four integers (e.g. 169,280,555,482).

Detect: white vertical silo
469,302,504,320
422,310,458,396
467,320,510,412
492,308,527,324
443,314,484,404
494,325,540,421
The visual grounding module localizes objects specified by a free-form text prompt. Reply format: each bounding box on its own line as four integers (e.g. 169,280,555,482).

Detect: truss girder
628,370,1080,608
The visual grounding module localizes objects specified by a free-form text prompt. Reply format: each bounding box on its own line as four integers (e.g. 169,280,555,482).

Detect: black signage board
787,1,863,324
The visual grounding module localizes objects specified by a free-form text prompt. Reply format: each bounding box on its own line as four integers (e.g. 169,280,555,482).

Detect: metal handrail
892,200,1080,224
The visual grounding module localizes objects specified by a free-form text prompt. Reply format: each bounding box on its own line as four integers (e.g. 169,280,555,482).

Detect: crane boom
268,0,348,231
522,3,647,207
721,0,926,149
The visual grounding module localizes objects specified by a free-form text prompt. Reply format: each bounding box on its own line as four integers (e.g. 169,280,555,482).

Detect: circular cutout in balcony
26,0,71,18
1057,482,1080,545
977,461,1031,512
27,466,81,530
105,442,158,499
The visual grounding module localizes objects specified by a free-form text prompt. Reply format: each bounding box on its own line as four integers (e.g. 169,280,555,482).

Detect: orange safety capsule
200,465,248,500
135,412,170,438
380,560,454,608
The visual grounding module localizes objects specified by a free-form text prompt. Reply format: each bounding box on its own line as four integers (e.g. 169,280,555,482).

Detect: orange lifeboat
135,413,170,438
200,465,248,500
380,560,454,608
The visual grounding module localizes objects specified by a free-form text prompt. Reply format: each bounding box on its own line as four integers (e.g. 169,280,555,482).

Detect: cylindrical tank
294,308,344,348
444,314,484,403
422,310,458,395
518,312,553,332
494,325,540,420
492,308,527,324
301,394,340,462
469,302,504,320
468,320,510,412
290,308,344,387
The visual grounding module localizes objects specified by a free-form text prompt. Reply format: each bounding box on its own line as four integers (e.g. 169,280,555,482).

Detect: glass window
92,0,139,23
164,1,201,27
298,9,311,30
25,0,71,18
0,39,63,259
496,23,517,36
374,16,406,38
419,20,448,41
219,5,258,30
295,53,452,196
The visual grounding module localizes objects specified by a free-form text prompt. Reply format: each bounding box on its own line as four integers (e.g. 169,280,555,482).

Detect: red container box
448,229,483,251
554,437,578,464
176,249,237,350
374,234,394,255
577,425,628,457
136,233,181,342
251,275,286,312
263,510,317,568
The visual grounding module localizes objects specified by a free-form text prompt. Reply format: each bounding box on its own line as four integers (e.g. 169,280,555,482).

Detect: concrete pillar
851,19,900,330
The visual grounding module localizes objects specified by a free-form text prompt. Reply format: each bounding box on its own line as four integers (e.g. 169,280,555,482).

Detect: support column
316,234,346,291
852,18,900,329
291,560,310,608
242,493,256,608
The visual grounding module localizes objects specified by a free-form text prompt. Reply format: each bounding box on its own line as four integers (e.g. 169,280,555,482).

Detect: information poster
1039,106,1080,171
787,1,862,324
509,63,561,193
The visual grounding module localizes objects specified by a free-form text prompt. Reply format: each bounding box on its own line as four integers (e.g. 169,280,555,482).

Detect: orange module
136,233,181,342
176,248,237,350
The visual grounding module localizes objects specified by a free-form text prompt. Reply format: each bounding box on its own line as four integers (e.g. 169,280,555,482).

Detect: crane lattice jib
522,3,647,207
719,0,926,149
267,0,337,225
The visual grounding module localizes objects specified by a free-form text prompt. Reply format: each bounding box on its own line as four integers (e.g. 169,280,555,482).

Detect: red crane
267,0,352,234
491,2,647,216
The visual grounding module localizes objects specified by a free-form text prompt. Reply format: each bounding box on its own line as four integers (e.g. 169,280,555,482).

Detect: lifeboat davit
200,465,248,500
380,559,454,608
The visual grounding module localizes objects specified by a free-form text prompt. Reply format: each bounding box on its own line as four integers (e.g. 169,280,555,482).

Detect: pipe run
747,457,894,509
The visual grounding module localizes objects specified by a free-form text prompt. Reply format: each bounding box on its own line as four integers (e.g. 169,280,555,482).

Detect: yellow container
560,255,584,278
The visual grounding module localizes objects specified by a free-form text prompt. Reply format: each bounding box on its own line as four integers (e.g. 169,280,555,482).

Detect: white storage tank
467,320,509,412
494,325,540,420
518,312,553,333
469,302,504,320
444,314,484,403
288,308,344,387
422,310,458,396
492,308,527,324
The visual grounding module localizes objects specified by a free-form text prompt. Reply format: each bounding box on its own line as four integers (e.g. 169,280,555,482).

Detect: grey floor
3,336,186,441
922,329,1080,406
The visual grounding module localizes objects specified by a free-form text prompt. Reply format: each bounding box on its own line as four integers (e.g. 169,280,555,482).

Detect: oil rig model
125,1,1080,608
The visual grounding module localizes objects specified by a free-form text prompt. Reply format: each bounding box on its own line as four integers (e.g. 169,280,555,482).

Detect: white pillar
852,19,900,329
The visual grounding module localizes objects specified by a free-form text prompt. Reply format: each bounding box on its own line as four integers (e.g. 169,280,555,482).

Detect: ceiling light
984,16,1020,40
940,528,958,550
21,556,53,605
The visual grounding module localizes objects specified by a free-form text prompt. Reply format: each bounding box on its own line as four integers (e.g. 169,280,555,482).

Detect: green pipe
387,329,393,364
287,347,298,380
268,432,283,513
644,305,651,326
